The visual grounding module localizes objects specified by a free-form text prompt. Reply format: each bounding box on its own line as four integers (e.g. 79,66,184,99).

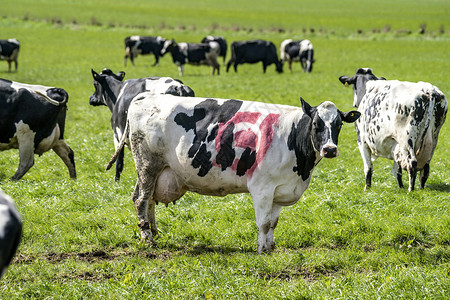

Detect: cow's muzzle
321,145,338,158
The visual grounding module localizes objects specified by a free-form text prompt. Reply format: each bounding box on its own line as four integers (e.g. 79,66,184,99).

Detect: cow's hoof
140,229,156,246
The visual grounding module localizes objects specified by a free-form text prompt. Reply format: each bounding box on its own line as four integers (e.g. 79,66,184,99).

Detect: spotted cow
280,39,315,73
89,68,195,180
339,68,447,191
161,39,221,76
0,79,76,180
0,39,20,72
0,190,22,279
201,36,227,64
107,94,360,253
124,36,166,66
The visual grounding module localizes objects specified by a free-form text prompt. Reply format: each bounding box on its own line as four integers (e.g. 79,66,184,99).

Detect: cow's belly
153,166,248,204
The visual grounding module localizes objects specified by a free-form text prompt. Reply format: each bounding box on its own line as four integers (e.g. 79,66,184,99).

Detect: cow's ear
340,110,361,123
339,75,355,87
300,97,313,117
91,69,99,80
117,71,126,81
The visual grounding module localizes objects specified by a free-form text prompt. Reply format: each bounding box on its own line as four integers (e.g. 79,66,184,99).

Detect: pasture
1,0,449,298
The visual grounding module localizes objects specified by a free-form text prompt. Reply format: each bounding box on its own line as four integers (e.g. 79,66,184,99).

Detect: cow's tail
106,121,129,171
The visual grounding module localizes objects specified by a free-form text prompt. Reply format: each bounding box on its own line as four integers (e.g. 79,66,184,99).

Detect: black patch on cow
165,79,173,84
216,122,236,171
287,114,316,181
174,99,243,177
236,147,257,176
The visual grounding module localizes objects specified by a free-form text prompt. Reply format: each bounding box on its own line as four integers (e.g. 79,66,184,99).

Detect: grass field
1,0,449,299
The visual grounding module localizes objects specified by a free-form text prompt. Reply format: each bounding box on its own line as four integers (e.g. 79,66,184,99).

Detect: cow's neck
103,80,123,112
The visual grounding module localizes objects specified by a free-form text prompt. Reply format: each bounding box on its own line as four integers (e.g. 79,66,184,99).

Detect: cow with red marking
107,94,360,253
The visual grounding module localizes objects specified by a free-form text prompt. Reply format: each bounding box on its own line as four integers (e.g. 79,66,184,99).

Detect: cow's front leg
358,142,373,190
419,162,430,190
407,160,418,192
266,204,282,252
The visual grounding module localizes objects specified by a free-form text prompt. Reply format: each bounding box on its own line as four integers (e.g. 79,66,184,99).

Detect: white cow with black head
339,68,447,191
108,94,359,253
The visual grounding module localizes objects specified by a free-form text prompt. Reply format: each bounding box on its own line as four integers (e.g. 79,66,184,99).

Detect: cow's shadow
426,183,450,192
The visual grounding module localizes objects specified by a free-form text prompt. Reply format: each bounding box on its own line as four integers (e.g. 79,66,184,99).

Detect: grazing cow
201,36,227,64
107,94,359,253
226,40,283,73
0,39,20,72
161,40,221,76
0,190,22,279
89,68,195,181
0,79,76,180
280,39,315,73
339,68,447,191
124,36,166,66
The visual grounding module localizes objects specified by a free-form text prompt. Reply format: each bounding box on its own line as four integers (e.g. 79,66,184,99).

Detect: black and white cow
124,36,166,66
201,36,227,64
339,68,448,191
280,39,315,73
226,40,283,73
0,39,20,72
0,79,76,180
161,40,221,76
0,190,22,279
89,68,195,181
107,94,359,253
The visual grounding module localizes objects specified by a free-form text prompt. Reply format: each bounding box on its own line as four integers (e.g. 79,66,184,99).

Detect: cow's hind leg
52,139,76,179
266,204,282,252
419,163,430,190
392,161,404,188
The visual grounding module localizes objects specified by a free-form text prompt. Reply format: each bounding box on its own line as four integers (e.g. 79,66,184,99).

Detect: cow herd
123,35,314,76
0,31,448,276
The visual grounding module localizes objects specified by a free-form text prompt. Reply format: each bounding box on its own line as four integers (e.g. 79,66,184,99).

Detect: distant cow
107,94,359,253
0,190,22,279
280,39,315,73
89,68,195,180
124,36,166,66
161,39,221,76
226,40,283,73
339,68,447,191
201,36,227,64
0,39,20,72
0,79,76,180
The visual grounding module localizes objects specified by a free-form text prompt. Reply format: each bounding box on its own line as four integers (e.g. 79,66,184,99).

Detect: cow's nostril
322,146,338,158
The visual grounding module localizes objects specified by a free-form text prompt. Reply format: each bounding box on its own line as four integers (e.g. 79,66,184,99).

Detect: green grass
0,0,449,299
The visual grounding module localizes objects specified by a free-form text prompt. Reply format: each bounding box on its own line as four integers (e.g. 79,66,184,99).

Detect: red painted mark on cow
214,111,280,176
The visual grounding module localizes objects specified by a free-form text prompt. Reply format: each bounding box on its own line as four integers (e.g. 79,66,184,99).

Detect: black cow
0,39,20,72
201,36,227,64
124,36,166,66
161,40,221,76
0,79,76,180
280,39,315,73
89,68,195,181
226,40,283,73
0,190,22,279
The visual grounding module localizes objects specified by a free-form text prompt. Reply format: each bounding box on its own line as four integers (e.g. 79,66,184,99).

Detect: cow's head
276,60,284,73
89,69,125,107
160,39,176,56
339,68,386,107
301,97,360,158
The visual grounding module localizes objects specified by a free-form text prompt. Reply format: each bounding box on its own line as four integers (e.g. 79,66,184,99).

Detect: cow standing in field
124,36,166,66
201,36,227,64
161,39,221,76
0,79,76,180
280,39,315,73
226,40,283,73
0,39,20,72
0,190,22,279
89,68,195,181
339,68,447,191
107,94,360,253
